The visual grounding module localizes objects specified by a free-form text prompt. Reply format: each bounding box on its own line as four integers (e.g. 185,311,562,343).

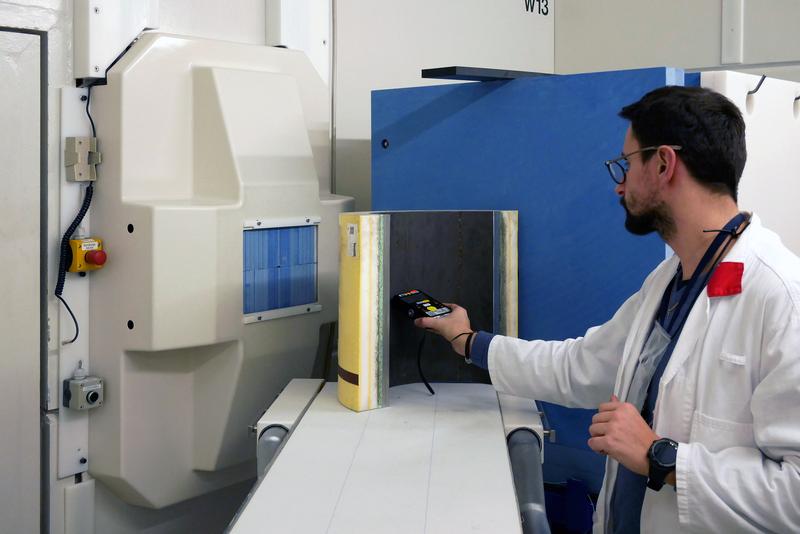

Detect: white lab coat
486,215,800,533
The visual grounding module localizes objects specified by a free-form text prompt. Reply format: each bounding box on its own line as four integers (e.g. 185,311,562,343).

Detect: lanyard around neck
658,212,750,336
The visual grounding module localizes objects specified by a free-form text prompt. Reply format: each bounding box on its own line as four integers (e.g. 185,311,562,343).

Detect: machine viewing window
243,226,318,315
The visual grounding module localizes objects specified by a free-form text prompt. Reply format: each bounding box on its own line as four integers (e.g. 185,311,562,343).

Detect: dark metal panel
387,211,496,386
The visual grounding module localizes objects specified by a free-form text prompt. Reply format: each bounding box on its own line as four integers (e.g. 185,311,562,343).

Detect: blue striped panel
243,226,318,314
243,269,255,312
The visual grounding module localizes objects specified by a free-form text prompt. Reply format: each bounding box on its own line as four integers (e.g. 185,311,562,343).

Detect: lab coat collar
618,213,761,398
713,212,760,273
659,213,760,388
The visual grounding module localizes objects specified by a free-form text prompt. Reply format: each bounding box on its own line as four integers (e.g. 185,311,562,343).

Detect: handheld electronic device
393,289,452,319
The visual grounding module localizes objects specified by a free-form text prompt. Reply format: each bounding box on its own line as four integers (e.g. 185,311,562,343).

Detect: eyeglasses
604,145,682,184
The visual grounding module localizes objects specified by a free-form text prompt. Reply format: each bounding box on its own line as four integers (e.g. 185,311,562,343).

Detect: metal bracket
65,136,102,182
421,66,551,82
536,409,557,443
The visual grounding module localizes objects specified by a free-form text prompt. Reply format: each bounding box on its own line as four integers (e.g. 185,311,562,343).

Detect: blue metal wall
372,68,698,493
243,226,317,314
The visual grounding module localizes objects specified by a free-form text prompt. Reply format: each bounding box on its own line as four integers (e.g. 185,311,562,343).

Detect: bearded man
417,86,800,533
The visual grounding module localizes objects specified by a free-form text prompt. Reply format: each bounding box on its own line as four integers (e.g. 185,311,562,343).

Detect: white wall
159,0,266,45
266,0,330,85
0,27,42,534
555,0,800,81
704,71,800,255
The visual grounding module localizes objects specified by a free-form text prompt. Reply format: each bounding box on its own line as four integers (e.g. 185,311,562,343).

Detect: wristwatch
647,438,678,491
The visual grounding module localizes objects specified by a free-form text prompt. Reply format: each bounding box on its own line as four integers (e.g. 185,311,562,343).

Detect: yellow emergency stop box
68,237,107,272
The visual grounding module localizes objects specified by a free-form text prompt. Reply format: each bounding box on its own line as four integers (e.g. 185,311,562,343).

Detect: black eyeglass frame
604,145,682,184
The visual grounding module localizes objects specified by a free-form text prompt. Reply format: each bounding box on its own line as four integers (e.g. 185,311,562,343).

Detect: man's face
616,127,673,238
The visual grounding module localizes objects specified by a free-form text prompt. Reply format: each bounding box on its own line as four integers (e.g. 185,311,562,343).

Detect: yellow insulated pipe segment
338,213,388,412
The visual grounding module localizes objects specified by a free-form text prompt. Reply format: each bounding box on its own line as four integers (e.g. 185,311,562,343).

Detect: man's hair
619,86,746,201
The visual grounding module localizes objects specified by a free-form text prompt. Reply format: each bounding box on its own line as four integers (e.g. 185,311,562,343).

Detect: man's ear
658,146,677,179
658,150,668,174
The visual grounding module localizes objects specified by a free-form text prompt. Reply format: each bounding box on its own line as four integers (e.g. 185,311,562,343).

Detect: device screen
394,289,452,318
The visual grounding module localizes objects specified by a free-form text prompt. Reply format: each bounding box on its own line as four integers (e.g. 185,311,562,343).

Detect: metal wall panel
0,27,42,534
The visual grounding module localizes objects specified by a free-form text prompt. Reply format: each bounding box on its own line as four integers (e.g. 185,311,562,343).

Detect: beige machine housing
88,33,351,508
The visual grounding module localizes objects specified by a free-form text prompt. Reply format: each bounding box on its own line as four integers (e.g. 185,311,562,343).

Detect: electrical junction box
69,237,107,272
64,136,102,182
63,376,104,411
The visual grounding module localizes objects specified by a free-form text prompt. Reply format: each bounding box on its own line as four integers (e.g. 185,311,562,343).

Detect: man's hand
414,303,473,356
587,395,659,477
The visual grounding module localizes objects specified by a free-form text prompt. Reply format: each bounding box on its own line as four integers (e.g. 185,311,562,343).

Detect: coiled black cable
55,182,94,344
55,85,97,344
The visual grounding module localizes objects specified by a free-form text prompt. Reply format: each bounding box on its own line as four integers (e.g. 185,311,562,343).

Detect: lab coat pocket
709,351,754,419
689,411,756,453
719,351,746,366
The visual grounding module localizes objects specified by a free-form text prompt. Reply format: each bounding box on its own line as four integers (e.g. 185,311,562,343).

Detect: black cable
85,84,96,137
747,75,766,96
702,220,749,238
55,295,79,344
417,330,435,395
55,183,94,296
55,85,97,344
55,183,93,344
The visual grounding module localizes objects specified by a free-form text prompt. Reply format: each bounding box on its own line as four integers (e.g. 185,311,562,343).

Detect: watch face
652,439,678,467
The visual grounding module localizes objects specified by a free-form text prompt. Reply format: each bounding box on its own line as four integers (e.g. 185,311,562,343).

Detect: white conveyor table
230,382,523,533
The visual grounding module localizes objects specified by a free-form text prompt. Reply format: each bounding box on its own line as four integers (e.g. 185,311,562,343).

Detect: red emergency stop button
85,249,107,266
